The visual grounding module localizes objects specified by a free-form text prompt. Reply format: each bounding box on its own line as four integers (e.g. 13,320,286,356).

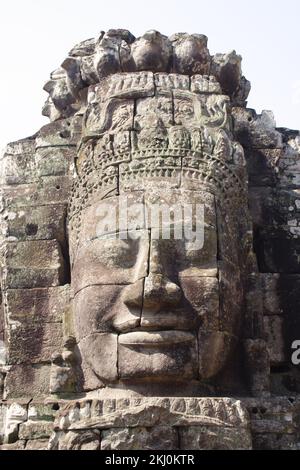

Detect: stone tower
0,30,299,450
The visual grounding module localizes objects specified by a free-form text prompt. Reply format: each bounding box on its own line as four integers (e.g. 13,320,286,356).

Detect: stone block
5,364,51,398
2,204,67,242
5,137,36,156
252,433,298,450
255,227,300,273
210,50,242,98
35,147,75,177
245,148,280,186
198,331,237,380
76,191,146,251
74,283,142,338
248,187,277,228
35,119,77,147
4,240,66,288
244,339,270,395
3,176,71,208
218,263,243,335
118,331,198,381
28,402,58,422
179,425,252,450
250,417,295,434
2,401,28,443
261,274,282,316
264,316,286,365
170,33,210,75
79,333,118,383
0,152,36,185
25,439,49,450
0,403,5,441
191,75,222,94
232,108,283,149
276,144,300,187
101,426,178,450
72,232,149,293
279,275,300,349
57,430,100,450
0,440,26,450
154,73,190,91
6,286,70,323
249,187,300,228
244,396,299,420
53,397,250,431
0,294,4,343
2,184,37,209
140,277,219,332
7,322,63,364
19,421,53,440
270,368,300,395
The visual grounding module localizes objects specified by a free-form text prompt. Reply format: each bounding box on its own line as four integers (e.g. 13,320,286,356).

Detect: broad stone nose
143,273,182,311
142,238,182,311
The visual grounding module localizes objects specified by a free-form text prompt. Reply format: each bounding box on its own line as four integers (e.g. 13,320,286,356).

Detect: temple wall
0,122,78,399
0,397,299,450
233,109,300,393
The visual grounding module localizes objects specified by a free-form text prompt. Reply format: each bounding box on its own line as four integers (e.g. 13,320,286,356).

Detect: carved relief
7,28,300,452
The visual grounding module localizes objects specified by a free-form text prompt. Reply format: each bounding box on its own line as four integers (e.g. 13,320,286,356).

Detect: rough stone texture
0,401,28,443
2,205,67,243
55,430,101,450
263,316,286,365
46,397,252,450
0,440,26,450
4,364,51,399
118,331,198,381
25,439,49,450
5,286,70,323
1,29,300,450
79,333,118,384
3,240,66,289
19,421,54,440
101,426,178,450
7,321,63,365
179,426,252,450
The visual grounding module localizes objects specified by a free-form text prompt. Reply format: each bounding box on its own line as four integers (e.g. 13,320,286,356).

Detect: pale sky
1,0,300,151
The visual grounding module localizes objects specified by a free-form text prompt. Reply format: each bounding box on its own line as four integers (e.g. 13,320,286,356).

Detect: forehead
75,189,216,246
71,189,219,294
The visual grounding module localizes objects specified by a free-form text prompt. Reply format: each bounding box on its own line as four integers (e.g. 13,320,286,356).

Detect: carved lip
118,330,195,346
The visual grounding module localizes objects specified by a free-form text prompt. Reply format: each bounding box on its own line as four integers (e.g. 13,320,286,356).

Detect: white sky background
0,0,300,151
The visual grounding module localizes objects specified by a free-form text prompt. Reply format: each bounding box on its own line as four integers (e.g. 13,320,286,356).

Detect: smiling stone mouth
118,330,195,346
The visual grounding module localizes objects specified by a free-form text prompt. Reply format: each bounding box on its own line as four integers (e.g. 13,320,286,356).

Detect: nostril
165,280,182,305
143,274,182,308
122,281,144,309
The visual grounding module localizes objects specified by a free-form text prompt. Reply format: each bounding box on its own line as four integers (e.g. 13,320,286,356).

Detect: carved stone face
69,72,247,392
72,191,242,389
